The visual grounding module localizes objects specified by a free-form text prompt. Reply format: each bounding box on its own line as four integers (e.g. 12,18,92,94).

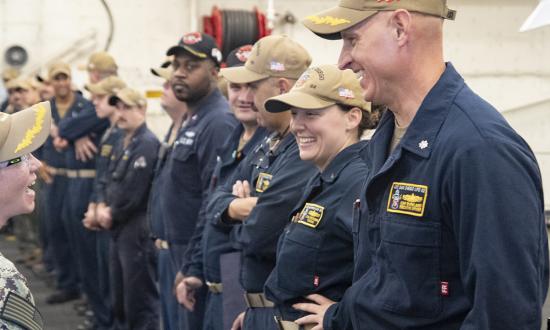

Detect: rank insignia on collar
255,172,273,193
419,140,429,150
387,182,428,217
297,203,325,228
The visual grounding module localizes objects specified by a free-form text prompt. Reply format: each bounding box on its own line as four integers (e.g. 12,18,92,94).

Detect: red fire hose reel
203,6,271,63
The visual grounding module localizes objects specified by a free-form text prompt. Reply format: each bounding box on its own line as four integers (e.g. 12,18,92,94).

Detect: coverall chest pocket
379,216,442,318
112,154,131,181
276,224,324,295
171,144,200,192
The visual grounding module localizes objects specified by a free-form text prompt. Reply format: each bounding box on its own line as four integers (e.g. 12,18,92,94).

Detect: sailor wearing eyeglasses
0,101,52,330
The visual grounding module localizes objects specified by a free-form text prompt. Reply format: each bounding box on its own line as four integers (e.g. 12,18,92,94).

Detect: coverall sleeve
181,115,237,277
230,152,315,258
207,156,255,227
58,102,108,141
448,140,548,329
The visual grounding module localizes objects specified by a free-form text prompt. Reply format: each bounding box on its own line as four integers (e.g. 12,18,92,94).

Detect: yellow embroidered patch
297,203,324,228
255,172,273,193
306,15,351,26
14,104,46,153
387,182,428,217
101,144,113,157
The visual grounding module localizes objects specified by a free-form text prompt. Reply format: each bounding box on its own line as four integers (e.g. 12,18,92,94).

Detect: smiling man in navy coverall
293,1,550,329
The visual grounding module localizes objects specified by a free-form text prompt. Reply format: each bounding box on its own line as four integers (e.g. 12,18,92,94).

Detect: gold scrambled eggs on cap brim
0,101,52,162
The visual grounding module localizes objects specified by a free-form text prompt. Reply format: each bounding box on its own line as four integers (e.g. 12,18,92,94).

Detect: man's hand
38,162,53,184
53,136,68,151
230,312,245,330
97,204,113,229
173,271,185,294
293,294,336,330
227,197,258,221
176,276,203,311
232,180,252,198
82,203,101,231
50,123,59,138
75,136,98,162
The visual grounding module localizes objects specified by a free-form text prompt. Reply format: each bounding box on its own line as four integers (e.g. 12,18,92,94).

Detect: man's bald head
337,9,446,109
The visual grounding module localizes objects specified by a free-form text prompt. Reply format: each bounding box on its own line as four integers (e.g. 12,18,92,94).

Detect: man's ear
210,65,220,80
390,9,412,46
276,78,293,95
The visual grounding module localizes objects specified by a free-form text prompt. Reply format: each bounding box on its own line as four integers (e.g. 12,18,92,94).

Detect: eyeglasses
0,154,30,169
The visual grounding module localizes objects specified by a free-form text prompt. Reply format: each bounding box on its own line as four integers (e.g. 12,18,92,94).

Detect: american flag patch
0,291,43,330
270,61,286,72
338,87,355,99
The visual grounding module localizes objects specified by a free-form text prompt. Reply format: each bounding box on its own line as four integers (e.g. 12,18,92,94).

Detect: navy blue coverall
264,142,368,326
323,63,549,330
148,121,186,330
89,124,123,329
41,98,78,295
57,92,110,327
157,89,237,330
208,131,317,330
105,123,160,330
184,125,267,330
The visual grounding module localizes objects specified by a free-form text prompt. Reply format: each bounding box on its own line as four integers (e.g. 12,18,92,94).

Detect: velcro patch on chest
255,172,273,193
100,144,113,157
297,203,324,228
387,182,428,217
133,156,147,169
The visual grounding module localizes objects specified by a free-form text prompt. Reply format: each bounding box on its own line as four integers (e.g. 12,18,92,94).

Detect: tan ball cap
108,87,147,108
86,51,118,73
48,62,72,80
151,67,173,81
0,101,52,162
5,78,33,91
265,64,370,113
2,67,20,82
303,0,456,40
85,76,127,96
220,35,312,84
151,59,173,81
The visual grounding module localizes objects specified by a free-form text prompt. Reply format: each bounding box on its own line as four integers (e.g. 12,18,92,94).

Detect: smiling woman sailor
262,65,373,330
0,101,51,330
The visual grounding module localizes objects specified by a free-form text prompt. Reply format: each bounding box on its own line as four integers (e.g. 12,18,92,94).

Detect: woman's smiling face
0,153,41,226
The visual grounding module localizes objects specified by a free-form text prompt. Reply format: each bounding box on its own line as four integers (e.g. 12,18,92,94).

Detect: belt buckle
243,293,252,308
274,316,284,330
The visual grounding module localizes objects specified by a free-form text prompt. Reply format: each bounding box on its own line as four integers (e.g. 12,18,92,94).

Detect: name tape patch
297,203,324,228
255,172,273,193
387,182,428,217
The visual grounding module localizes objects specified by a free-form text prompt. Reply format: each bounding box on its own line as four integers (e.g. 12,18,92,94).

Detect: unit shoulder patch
297,203,325,228
387,182,428,217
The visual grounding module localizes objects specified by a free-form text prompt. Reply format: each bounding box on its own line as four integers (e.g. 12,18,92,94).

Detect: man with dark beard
161,32,237,330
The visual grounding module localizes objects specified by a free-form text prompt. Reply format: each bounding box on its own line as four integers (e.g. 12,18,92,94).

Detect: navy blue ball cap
225,45,253,68
166,32,222,66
